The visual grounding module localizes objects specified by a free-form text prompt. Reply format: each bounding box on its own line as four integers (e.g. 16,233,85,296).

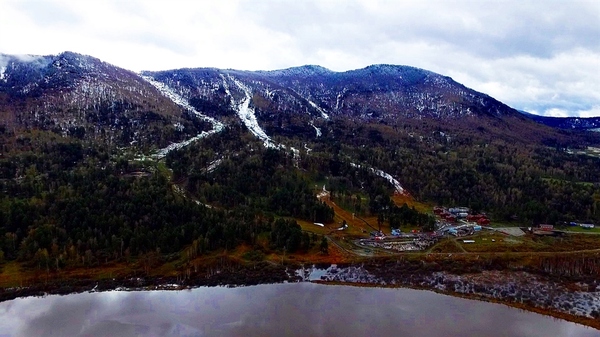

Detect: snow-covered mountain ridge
518,111,600,131
1,51,594,154
0,52,211,149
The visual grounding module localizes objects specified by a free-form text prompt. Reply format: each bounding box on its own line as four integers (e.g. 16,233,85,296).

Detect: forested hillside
0,128,331,268
312,119,600,224
1,53,599,271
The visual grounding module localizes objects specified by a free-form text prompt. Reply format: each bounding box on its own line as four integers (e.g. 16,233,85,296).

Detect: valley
0,52,599,329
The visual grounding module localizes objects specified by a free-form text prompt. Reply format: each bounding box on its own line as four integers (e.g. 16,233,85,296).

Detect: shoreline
1,260,599,330
312,279,600,330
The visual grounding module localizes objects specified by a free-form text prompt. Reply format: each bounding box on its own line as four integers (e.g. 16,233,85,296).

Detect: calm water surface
0,283,597,337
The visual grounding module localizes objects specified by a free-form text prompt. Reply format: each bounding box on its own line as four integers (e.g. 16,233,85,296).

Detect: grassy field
296,219,335,236
0,260,137,288
391,194,432,214
0,239,351,289
428,239,465,253
0,262,25,288
451,231,600,253
563,226,600,233
485,221,527,228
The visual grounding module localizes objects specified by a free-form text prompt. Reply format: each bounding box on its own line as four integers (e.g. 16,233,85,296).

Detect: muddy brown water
0,283,597,337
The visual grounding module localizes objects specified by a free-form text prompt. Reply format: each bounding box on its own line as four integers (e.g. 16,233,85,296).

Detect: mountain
1,51,599,273
142,63,521,121
0,51,212,149
0,52,600,219
519,110,600,131
141,63,571,148
1,51,577,151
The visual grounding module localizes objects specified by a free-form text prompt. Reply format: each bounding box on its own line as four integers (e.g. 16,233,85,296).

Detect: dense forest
166,126,333,223
0,129,330,269
1,112,599,270
290,118,600,225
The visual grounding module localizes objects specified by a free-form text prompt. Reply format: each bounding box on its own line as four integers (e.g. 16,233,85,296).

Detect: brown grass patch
391,194,431,213
429,239,466,253
460,232,600,253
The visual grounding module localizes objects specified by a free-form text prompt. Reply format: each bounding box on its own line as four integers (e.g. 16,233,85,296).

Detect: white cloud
0,0,598,116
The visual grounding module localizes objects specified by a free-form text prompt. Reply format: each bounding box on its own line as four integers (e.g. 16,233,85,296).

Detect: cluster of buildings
433,206,490,225
356,203,597,254
442,224,482,237
433,206,491,237
356,203,598,255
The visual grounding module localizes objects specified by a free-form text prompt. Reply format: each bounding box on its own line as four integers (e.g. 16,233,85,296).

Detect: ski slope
141,75,225,159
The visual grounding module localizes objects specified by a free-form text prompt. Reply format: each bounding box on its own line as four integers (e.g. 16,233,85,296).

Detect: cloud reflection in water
0,283,596,337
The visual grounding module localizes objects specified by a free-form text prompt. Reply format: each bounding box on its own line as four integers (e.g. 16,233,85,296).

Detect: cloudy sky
0,0,599,117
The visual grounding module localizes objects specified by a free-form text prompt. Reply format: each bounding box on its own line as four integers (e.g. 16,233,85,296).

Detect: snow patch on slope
223,75,276,148
373,168,406,195
265,87,278,99
310,122,322,137
335,94,342,111
141,75,225,159
350,163,407,195
0,66,6,81
220,74,232,97
290,147,300,167
335,89,348,111
308,100,329,119
206,158,223,173
220,75,306,164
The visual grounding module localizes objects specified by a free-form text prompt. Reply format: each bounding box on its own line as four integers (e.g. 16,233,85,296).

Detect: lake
0,283,597,337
